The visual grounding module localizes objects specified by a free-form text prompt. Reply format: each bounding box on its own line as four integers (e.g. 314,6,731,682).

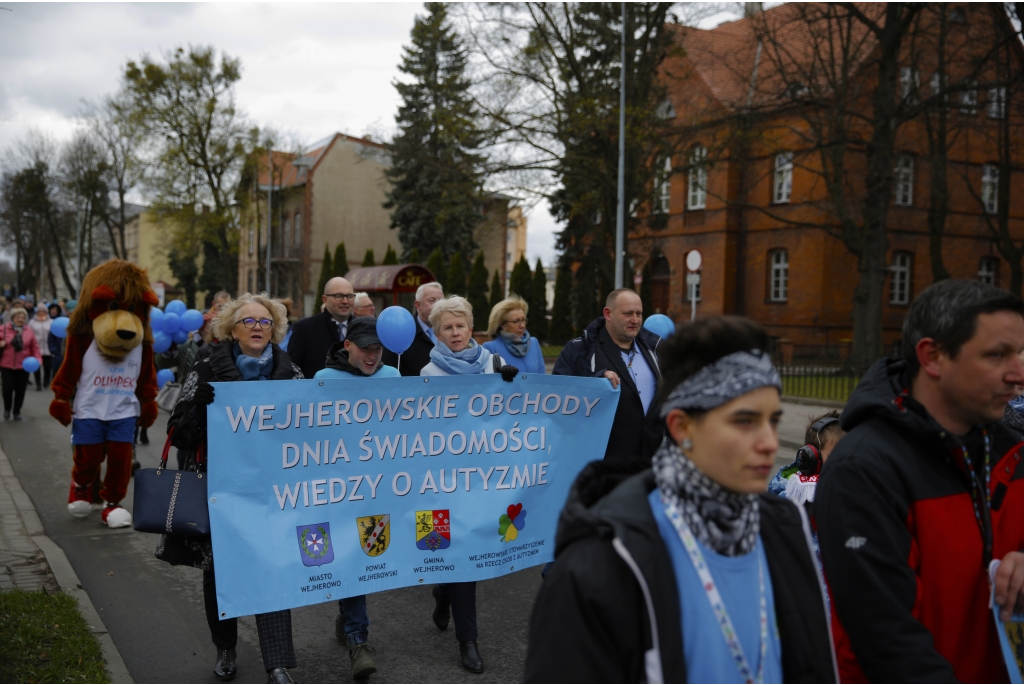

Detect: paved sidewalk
0,442,133,683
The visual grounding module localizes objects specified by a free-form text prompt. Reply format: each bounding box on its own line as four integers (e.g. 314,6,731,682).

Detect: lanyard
661,495,768,684
959,430,993,566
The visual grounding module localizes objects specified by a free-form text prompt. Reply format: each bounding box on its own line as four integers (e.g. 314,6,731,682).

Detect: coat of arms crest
416,509,451,551
357,514,391,557
295,522,335,567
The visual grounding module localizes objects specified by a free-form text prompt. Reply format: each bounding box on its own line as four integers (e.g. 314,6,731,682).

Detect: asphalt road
0,389,541,684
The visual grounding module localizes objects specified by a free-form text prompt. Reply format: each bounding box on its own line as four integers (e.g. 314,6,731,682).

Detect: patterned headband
660,350,782,415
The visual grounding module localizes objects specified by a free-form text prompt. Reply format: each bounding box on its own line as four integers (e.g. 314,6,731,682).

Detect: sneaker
101,504,132,529
12,413,21,421
349,643,377,679
67,481,91,518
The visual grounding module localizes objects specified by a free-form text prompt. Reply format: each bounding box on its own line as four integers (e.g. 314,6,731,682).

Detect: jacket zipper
611,537,664,684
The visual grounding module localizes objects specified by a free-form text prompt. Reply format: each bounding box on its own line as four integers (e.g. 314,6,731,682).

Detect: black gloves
499,365,520,382
193,382,215,406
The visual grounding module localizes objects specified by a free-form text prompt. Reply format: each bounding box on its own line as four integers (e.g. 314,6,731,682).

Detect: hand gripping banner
206,373,619,618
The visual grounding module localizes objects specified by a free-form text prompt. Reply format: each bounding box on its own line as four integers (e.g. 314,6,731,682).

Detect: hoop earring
681,438,693,451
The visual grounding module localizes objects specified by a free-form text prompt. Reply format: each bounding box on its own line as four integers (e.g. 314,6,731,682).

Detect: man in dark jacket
287,277,354,378
553,288,663,465
381,281,442,376
817,279,1024,683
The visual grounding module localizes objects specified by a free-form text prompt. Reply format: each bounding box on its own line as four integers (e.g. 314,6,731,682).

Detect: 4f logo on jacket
845,536,867,550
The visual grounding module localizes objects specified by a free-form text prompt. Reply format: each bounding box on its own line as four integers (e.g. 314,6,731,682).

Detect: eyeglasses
235,317,273,330
504,318,528,326
325,293,356,302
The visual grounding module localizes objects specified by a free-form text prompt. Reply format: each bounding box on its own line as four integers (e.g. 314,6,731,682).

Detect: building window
247,269,254,294
248,228,254,255
894,155,914,206
899,66,919,104
687,145,708,210
282,215,291,251
988,87,1006,119
890,252,912,305
982,164,999,214
769,249,789,302
930,72,948,105
656,156,672,214
773,152,793,204
959,80,978,115
979,257,998,286
293,212,302,247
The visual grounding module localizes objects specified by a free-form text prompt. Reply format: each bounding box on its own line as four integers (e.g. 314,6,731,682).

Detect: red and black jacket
816,358,1024,683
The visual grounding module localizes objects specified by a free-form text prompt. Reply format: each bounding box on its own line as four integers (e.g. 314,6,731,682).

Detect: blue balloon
165,300,187,316
181,309,205,332
50,316,70,339
150,307,164,330
161,312,181,334
171,329,189,345
377,306,416,354
152,331,172,354
156,368,175,388
643,314,676,341
21,356,40,373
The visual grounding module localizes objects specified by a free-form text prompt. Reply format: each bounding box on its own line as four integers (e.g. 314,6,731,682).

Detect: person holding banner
421,296,518,673
525,316,836,683
166,293,305,684
483,296,546,375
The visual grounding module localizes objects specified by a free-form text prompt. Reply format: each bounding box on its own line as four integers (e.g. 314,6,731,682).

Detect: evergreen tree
467,252,490,325
382,244,399,265
426,247,446,292
446,252,467,297
384,2,484,262
549,266,575,345
317,244,333,297
529,258,549,342
509,255,532,300
362,248,376,267
333,242,349,278
407,247,421,264
489,269,504,310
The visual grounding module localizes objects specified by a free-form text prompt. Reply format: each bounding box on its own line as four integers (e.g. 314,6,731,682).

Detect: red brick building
633,3,1024,348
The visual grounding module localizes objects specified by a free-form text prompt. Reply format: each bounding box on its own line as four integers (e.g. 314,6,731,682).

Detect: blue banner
207,374,619,618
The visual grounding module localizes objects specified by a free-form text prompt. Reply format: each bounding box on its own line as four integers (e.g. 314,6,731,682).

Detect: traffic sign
686,273,700,285
686,249,703,272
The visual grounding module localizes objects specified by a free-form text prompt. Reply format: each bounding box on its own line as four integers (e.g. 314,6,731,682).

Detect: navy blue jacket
553,317,664,466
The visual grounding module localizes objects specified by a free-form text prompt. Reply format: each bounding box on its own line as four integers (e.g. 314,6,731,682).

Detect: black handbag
133,428,210,536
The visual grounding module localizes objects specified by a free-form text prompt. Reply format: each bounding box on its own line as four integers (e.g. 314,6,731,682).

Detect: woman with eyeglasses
483,296,546,375
165,292,304,684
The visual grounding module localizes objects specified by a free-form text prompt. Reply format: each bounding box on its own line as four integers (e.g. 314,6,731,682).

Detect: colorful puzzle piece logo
498,503,526,543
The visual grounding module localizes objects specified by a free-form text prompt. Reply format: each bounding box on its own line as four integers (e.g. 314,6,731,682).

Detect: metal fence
770,342,868,403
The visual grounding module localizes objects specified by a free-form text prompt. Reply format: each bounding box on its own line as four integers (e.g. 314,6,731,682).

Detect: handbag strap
160,426,204,469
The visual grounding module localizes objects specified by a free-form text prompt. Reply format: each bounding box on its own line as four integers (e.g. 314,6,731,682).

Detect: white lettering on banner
226,406,257,432
273,463,551,508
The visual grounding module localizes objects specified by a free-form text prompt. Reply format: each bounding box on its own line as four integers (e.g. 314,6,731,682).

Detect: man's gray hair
354,292,372,307
416,282,443,302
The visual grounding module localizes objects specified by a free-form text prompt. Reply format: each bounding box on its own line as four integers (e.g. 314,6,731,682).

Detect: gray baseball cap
346,316,381,348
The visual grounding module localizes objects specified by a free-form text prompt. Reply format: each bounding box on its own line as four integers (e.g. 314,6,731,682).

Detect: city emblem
295,522,335,567
498,503,527,543
416,509,451,551
357,514,391,557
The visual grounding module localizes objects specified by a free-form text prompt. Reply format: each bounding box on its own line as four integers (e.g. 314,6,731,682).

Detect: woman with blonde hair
483,296,545,375
0,307,43,420
165,292,304,683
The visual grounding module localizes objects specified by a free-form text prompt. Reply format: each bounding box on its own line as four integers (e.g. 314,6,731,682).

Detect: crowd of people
20,272,1024,683
0,295,72,420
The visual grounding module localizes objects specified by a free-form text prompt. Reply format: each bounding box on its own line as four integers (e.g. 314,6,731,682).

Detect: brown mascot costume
50,260,160,528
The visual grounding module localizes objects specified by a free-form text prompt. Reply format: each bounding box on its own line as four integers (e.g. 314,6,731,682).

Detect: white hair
354,292,372,307
415,281,443,303
428,296,473,335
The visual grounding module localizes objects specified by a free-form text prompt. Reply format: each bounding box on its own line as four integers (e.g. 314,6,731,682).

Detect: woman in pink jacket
0,307,43,420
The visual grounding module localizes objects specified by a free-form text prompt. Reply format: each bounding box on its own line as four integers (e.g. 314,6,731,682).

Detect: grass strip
0,588,109,683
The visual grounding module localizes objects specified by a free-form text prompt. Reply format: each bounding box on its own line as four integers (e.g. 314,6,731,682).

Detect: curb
0,448,134,684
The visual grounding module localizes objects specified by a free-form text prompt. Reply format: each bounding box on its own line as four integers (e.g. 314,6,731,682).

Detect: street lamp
614,2,627,289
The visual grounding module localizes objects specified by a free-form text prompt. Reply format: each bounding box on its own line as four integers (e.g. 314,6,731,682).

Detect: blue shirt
482,336,546,375
621,343,657,415
314,365,400,380
649,490,783,684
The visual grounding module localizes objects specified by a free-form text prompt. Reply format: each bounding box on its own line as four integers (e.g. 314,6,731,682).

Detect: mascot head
67,259,160,359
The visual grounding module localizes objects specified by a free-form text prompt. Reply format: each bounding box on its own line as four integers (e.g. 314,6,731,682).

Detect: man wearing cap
312,316,395,678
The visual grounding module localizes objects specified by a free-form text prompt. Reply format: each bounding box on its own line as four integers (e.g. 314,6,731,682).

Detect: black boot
266,666,297,684
431,585,450,630
139,426,149,445
459,640,484,674
214,649,236,681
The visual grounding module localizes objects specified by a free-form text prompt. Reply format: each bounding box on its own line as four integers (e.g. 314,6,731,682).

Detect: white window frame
930,72,948,105
979,257,998,286
988,87,1006,119
890,252,912,305
899,66,920,104
982,164,999,214
687,146,707,210
773,152,793,204
769,250,789,302
656,156,672,214
959,80,978,115
248,228,254,255
293,211,302,247
894,155,914,206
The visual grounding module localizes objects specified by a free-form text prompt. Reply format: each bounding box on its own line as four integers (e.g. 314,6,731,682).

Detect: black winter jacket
287,310,351,379
552,318,664,466
525,461,837,683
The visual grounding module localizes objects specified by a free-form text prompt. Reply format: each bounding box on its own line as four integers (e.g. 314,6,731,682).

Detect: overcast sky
0,2,577,264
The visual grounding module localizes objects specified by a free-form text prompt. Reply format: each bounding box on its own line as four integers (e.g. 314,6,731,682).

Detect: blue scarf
499,330,531,358
234,343,274,381
429,339,492,375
